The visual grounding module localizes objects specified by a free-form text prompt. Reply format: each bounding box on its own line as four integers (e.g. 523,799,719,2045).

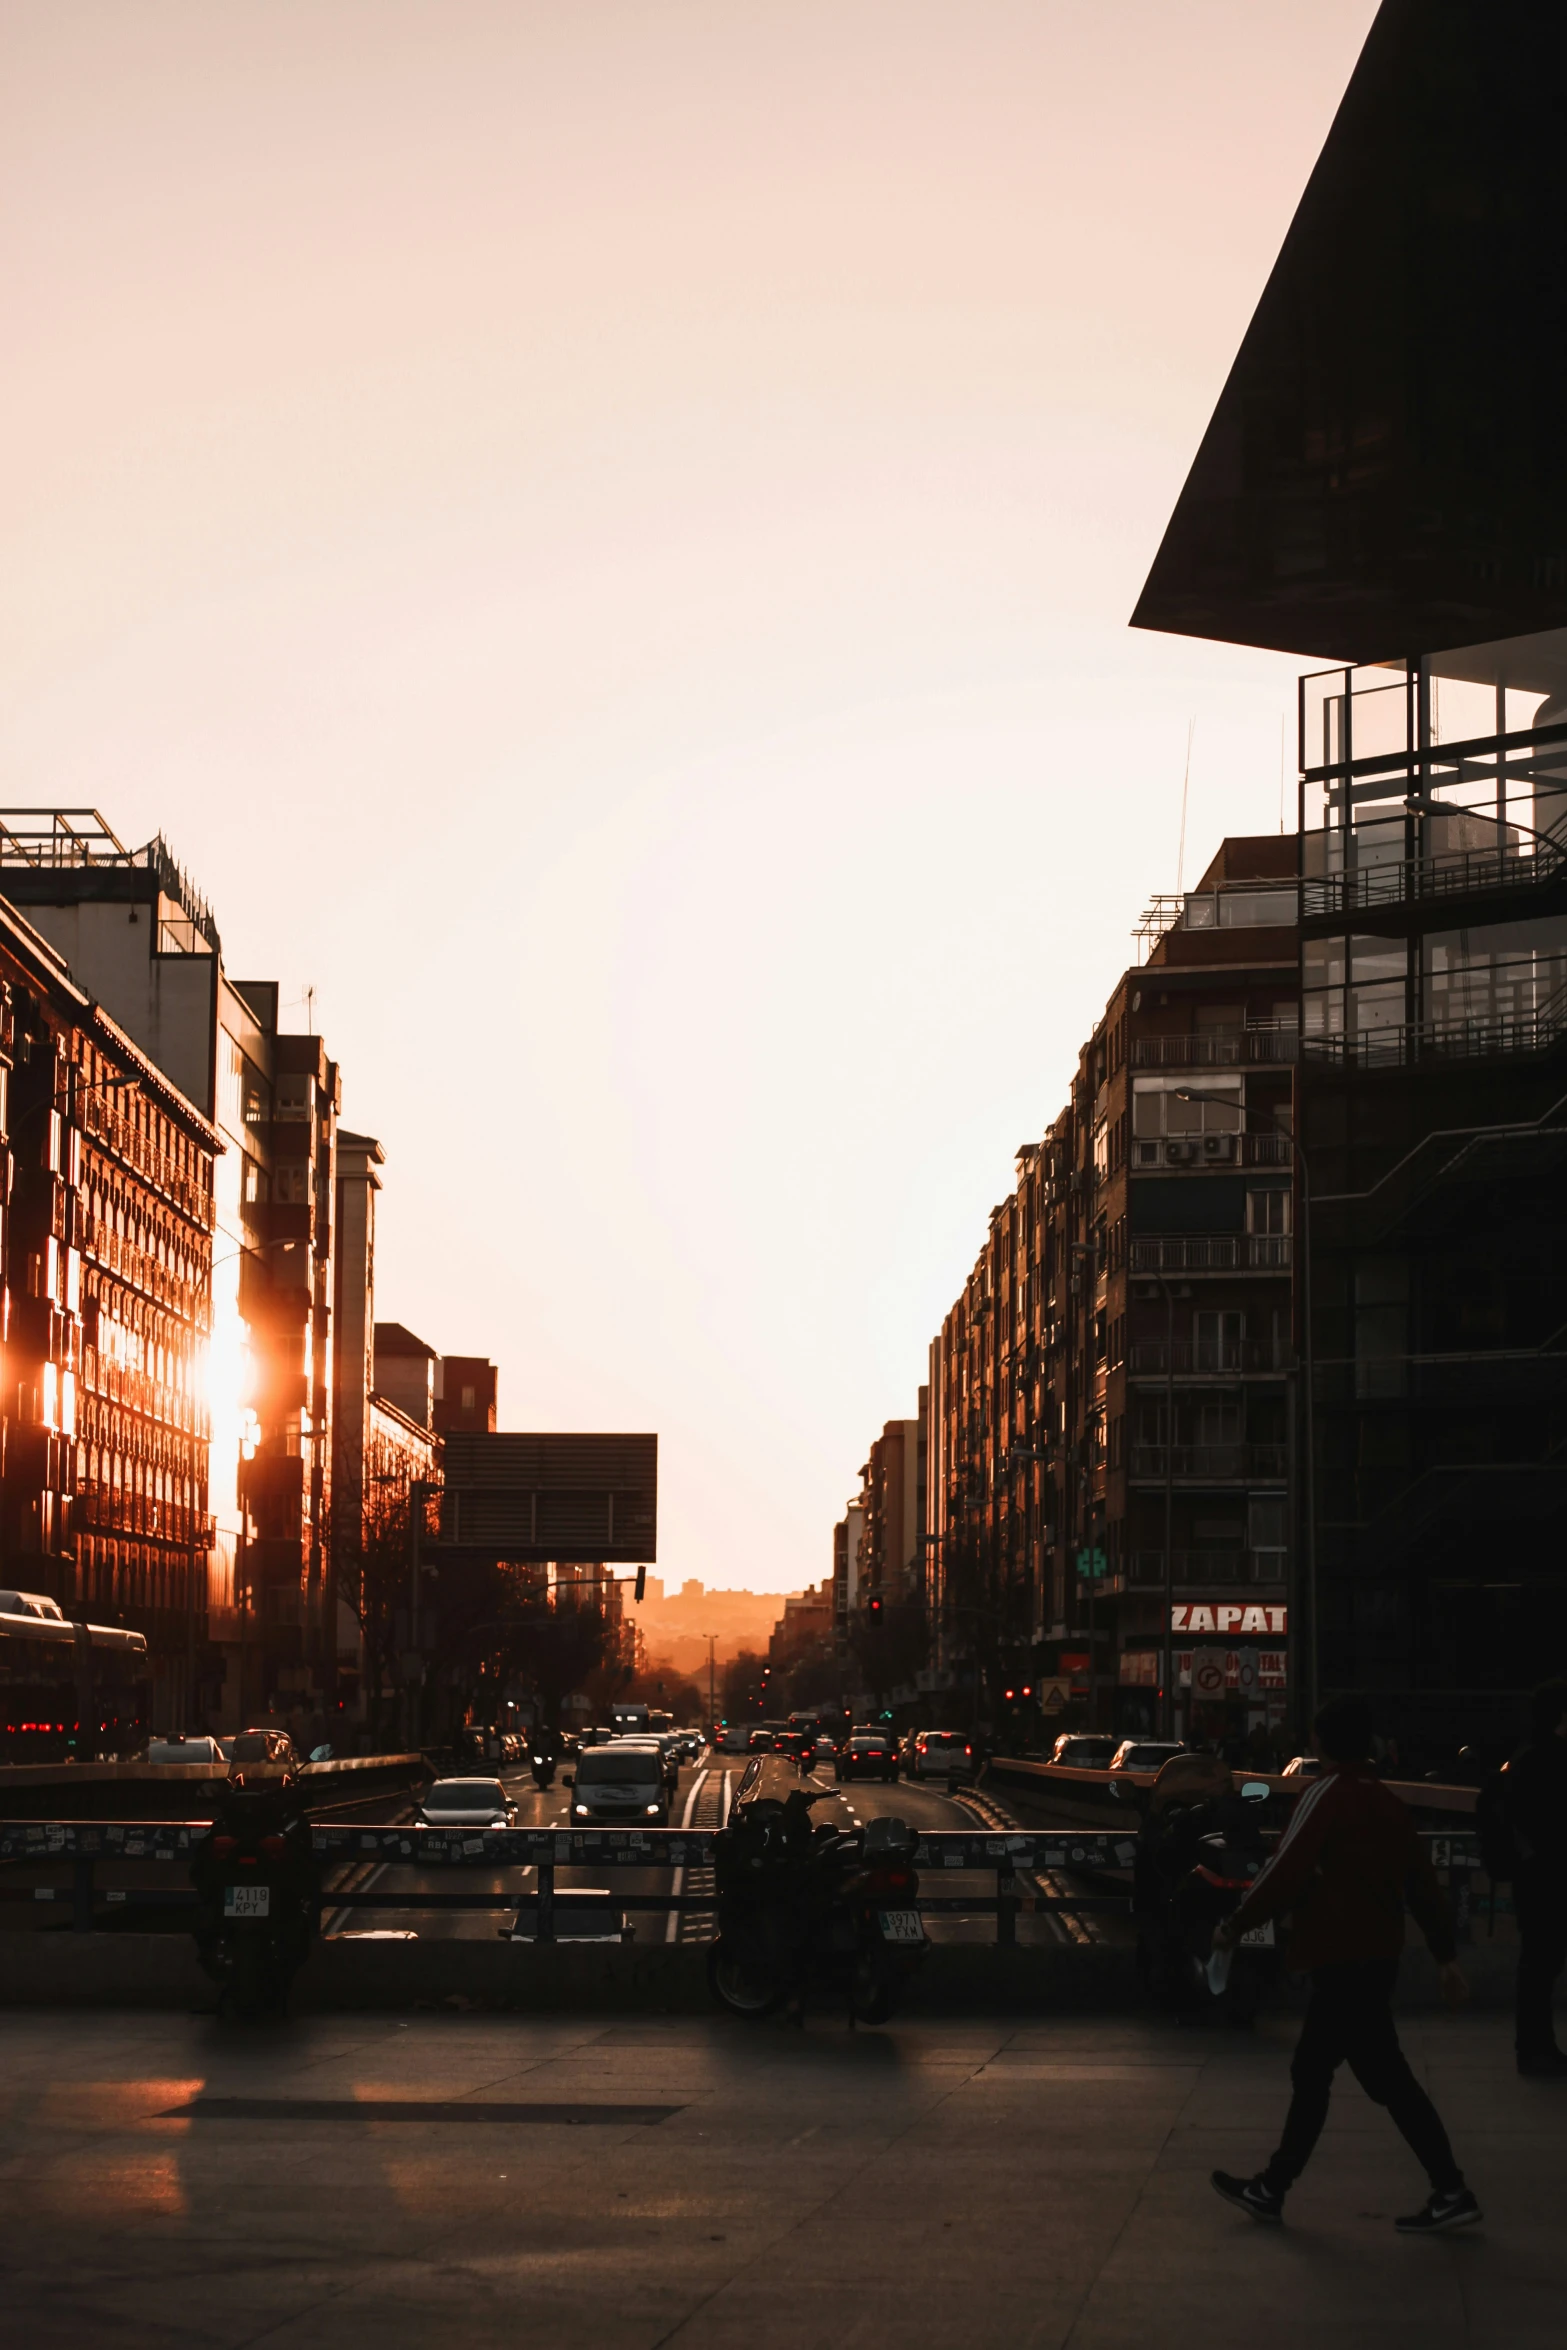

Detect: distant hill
631,1578,796,1680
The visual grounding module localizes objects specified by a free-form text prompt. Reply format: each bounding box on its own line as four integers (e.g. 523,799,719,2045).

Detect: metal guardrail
0,1822,1142,1944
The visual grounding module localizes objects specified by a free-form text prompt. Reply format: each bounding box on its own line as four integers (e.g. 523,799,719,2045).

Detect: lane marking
665,1768,709,1943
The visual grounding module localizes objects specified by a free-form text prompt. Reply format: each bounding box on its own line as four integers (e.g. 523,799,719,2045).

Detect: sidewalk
2,2004,1562,2347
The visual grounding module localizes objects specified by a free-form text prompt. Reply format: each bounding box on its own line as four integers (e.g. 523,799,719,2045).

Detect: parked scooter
190,1769,319,2018
1135,1775,1278,2023
708,1787,927,2025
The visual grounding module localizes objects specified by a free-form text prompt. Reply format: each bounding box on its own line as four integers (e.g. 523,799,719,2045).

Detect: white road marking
665,1767,709,1943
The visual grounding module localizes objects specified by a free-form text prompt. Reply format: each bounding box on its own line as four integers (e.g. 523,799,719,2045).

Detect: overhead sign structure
437,1433,657,1565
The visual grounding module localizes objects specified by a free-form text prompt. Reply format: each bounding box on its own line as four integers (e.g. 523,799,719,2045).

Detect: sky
0,0,1380,1592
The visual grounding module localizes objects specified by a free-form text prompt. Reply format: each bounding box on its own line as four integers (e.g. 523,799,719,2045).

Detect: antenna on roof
1175,718,1194,894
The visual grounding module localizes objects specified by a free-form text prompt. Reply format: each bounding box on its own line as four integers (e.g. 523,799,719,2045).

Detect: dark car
1049,1734,1118,1770
835,1734,898,1784
1108,1738,1184,1777
229,1727,299,1770
746,1729,775,1754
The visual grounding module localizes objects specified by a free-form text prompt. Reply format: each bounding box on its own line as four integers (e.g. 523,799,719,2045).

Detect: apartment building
0,888,218,1728
0,813,341,1724
926,834,1299,1742
853,1407,927,1606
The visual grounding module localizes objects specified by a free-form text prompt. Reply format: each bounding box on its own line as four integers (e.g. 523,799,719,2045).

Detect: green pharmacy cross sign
1076,1548,1109,1584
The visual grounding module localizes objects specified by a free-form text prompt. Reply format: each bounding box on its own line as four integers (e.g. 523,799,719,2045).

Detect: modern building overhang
1131,0,1567,663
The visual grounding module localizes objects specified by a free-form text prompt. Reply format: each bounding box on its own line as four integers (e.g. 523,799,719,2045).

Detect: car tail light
260,1834,287,1859
210,1834,237,1858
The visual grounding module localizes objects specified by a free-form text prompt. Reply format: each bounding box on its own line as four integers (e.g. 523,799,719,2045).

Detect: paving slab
1,2006,1563,2348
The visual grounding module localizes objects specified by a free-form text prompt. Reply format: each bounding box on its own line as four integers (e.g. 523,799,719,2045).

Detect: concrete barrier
0,1754,428,1821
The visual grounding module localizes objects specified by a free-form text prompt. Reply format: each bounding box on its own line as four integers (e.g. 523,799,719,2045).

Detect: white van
566,1743,668,1826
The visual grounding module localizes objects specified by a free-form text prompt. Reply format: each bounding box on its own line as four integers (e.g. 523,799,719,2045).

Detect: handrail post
996,1862,1017,1946
536,1858,555,1943
72,1857,94,1935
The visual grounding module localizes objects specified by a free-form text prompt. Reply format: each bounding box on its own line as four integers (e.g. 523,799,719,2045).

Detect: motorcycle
1135,1777,1278,2025
707,1787,927,2026
530,1749,557,1791
190,1770,320,2018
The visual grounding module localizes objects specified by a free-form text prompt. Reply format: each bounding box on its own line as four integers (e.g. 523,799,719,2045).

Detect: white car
416,1777,517,1828
905,1730,975,1781
145,1735,226,1767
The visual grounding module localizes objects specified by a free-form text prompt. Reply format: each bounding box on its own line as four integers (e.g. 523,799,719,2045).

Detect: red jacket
1227,1762,1455,1970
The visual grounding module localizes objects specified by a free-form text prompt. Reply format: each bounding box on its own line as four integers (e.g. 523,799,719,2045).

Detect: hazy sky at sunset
1,2,1378,1591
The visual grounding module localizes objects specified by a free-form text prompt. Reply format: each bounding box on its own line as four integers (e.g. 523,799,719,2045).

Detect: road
322,1750,1053,1946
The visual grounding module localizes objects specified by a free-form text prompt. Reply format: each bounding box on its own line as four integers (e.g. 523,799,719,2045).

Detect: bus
0,1591,150,1765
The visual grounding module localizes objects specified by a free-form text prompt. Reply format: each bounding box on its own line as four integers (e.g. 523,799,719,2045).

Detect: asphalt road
322,1752,1024,1947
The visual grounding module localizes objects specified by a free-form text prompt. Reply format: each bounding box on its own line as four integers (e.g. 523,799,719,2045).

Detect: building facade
0,813,343,1725
924,834,1299,1742
0,890,218,1729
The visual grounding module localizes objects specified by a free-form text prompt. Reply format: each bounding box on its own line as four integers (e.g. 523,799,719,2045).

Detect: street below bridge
4,2002,1560,2348
322,1753,1066,1947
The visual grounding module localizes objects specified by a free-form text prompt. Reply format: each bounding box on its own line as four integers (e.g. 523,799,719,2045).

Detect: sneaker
1517,2049,1567,2079
1394,2187,1482,2235
1211,2170,1283,2224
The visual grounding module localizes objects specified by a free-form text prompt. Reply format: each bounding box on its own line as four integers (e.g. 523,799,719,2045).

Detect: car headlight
573,1803,589,1816
646,1803,660,1815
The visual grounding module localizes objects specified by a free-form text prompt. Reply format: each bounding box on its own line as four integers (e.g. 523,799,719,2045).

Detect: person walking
1209,1693,1480,2235
1503,1676,1567,2078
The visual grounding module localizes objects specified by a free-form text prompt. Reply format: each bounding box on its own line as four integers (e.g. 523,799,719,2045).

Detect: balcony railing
1130,1025,1298,1069
1128,1443,1288,1482
1302,990,1567,1070
1129,1235,1292,1275
1129,1339,1287,1376
1302,832,1567,921
1131,1133,1292,1170
1122,1549,1287,1587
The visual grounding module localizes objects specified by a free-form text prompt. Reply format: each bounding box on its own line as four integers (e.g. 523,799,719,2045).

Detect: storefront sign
1171,1602,1287,1636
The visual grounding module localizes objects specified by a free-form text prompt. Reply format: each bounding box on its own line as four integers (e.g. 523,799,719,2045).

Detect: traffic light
867,1595,883,1623
634,1564,646,1603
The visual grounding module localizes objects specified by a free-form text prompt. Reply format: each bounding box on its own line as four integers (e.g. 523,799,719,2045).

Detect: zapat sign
1170,1603,1287,1636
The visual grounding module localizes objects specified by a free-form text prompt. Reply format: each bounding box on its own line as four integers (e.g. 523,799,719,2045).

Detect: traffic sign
1192,1652,1226,1698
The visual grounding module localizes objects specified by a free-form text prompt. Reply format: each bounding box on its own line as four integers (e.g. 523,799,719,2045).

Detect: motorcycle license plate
223,1884,271,1920
1239,1921,1274,1948
879,1909,924,1945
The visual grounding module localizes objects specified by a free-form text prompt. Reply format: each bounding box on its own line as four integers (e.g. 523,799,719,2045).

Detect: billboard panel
437,1433,657,1564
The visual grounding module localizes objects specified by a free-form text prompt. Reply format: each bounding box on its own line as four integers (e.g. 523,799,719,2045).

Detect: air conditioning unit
1201,1133,1237,1162
1163,1139,1197,1165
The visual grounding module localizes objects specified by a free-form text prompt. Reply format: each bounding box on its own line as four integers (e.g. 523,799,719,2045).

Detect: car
564,1744,669,1827
746,1728,775,1754
1048,1734,1118,1770
145,1734,226,1767
1107,1738,1185,1777
228,1727,299,1769
904,1730,975,1781
811,1734,838,1764
1281,1754,1323,1780
835,1734,898,1783
604,1734,679,1793
416,1776,518,1828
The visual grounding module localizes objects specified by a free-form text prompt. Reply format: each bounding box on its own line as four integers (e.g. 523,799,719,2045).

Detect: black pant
1514,1868,1567,2060
1262,1958,1462,2197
